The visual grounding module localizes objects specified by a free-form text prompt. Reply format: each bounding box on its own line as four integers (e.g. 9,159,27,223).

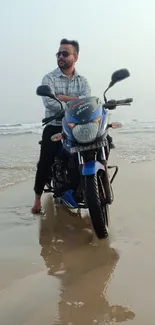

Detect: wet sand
0,154,154,325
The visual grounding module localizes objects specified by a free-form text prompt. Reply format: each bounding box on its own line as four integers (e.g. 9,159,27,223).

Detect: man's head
56,38,79,70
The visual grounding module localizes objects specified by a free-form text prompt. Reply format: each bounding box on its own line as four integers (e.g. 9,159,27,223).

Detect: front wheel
85,174,109,239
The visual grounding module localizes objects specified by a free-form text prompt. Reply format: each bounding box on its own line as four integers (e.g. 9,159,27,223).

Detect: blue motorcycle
37,69,133,239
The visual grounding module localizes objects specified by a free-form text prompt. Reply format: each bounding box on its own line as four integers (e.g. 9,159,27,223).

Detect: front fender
82,160,105,176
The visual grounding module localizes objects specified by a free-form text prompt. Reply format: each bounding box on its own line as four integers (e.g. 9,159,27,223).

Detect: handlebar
103,98,133,109
42,98,133,125
116,98,133,105
42,110,64,126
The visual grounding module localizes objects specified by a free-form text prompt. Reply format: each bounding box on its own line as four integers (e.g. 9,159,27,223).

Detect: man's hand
56,95,78,103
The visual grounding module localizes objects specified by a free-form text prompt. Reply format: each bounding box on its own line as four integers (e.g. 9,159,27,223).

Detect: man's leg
31,124,62,214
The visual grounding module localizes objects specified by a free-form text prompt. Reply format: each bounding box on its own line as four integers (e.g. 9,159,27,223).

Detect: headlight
72,122,99,143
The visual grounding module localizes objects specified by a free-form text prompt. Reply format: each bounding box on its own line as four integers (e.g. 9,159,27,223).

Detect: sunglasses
56,51,73,58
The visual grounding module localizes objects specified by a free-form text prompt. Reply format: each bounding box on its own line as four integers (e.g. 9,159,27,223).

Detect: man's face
56,44,78,70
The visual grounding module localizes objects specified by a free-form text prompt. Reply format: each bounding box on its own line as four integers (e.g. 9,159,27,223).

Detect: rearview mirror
103,68,131,103
110,69,130,87
36,85,56,99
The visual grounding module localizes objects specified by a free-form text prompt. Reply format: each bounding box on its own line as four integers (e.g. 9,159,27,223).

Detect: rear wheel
85,174,109,239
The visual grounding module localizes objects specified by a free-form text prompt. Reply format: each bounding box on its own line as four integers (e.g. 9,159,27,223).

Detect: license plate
70,139,107,154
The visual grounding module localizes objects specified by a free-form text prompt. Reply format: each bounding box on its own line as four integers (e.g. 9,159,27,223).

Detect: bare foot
31,197,41,214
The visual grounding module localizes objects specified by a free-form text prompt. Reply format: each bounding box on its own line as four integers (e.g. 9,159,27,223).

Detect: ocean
0,120,155,190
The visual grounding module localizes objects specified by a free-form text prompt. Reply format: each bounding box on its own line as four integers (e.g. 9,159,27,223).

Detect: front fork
76,153,84,199
100,147,113,204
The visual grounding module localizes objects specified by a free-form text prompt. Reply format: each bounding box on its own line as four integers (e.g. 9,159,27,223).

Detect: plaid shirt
42,67,91,126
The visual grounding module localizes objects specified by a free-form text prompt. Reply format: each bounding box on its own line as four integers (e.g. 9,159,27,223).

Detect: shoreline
0,151,153,193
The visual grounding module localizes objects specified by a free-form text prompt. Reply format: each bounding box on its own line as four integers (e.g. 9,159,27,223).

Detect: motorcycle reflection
39,196,135,324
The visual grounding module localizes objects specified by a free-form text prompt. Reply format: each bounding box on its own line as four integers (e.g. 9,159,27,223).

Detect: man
31,38,92,214
31,38,114,214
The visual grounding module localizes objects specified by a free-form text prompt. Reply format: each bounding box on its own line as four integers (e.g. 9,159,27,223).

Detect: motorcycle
36,68,133,239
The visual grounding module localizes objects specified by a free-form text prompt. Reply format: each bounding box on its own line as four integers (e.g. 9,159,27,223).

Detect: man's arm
79,77,91,98
42,74,91,111
42,75,66,113
56,77,91,102
56,95,78,102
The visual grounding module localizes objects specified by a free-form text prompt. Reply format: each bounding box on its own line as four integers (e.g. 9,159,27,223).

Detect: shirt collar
54,67,80,78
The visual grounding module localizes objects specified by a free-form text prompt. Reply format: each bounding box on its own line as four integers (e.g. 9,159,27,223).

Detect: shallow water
0,159,155,324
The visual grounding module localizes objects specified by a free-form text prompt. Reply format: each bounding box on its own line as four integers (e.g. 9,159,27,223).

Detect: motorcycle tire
85,174,109,239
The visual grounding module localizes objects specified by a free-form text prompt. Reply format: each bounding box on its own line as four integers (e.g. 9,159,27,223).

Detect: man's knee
37,143,51,169
37,156,50,171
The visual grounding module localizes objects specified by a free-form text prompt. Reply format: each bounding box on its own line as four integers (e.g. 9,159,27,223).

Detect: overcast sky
0,0,155,124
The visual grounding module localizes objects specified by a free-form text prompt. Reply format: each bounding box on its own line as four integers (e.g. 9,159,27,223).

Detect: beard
58,59,73,70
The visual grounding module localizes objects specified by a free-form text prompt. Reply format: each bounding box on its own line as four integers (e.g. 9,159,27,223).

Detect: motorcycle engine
52,157,70,189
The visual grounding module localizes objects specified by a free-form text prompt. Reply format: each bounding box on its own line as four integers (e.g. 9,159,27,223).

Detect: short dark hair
60,38,79,54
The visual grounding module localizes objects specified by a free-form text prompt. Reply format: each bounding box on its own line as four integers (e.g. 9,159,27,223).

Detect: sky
0,0,155,124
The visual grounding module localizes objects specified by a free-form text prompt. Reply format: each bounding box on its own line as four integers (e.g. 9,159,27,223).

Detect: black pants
34,125,113,196
34,125,62,196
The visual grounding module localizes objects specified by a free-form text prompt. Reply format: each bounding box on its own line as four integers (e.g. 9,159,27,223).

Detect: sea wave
0,163,35,191
0,123,42,136
0,120,155,136
118,129,155,135
0,164,35,171
0,123,22,128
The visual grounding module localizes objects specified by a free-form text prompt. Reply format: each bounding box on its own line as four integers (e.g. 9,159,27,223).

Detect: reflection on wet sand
40,195,135,324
